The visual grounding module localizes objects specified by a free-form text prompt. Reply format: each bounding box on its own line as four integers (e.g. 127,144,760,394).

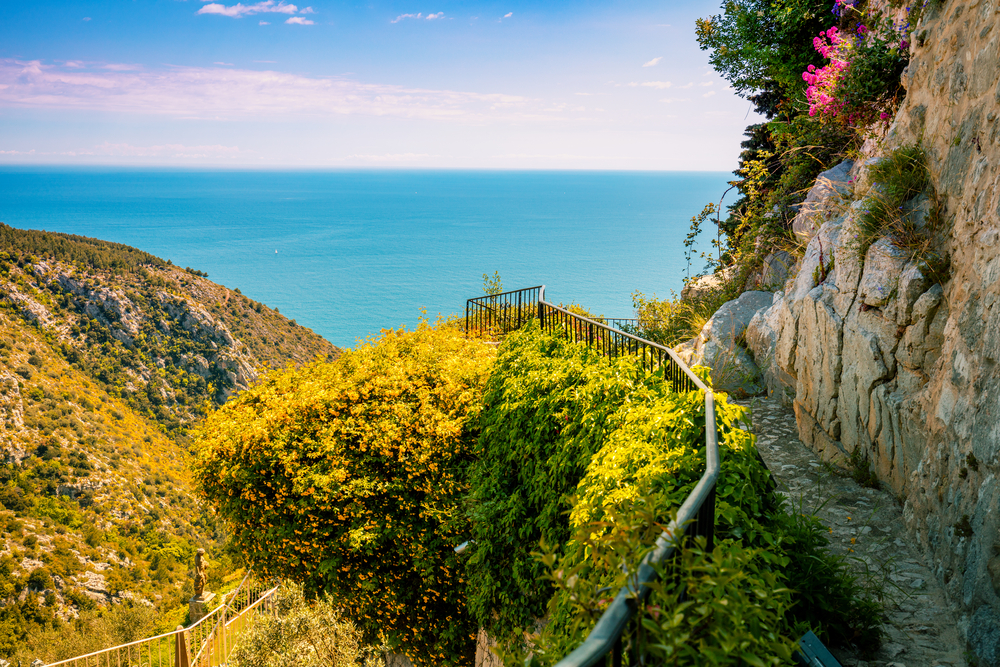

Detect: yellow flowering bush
191,320,496,666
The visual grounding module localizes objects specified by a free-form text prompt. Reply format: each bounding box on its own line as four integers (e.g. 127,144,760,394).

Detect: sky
0,1,763,170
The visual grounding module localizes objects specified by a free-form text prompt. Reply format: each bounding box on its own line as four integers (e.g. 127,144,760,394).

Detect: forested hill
0,223,338,658
0,223,338,434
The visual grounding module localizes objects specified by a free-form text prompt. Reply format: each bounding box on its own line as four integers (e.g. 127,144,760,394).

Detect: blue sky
0,1,762,169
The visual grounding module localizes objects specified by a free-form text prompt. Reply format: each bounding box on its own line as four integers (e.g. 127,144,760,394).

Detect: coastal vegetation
692,0,918,289
193,320,496,665
194,319,884,664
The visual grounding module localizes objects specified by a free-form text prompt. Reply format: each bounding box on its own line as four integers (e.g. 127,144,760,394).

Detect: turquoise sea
0,168,731,347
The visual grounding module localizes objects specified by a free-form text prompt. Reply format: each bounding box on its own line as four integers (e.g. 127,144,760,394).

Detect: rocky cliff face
683,2,1000,662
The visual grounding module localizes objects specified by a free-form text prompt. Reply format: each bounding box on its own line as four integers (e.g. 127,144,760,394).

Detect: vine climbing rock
742,397,967,667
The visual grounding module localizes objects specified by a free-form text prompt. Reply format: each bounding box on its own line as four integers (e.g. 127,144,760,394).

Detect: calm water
0,168,729,347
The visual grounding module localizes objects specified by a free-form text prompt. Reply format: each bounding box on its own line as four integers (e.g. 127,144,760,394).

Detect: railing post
175,626,190,667
538,301,544,329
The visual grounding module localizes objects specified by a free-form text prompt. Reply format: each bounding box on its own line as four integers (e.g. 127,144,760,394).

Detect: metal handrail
465,286,718,667
43,573,279,667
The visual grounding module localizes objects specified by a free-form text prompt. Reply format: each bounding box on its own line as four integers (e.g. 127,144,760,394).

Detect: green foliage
192,320,497,666
626,290,733,347
482,271,503,296
695,1,915,288
8,600,157,665
830,14,909,129
695,0,834,102
0,224,167,276
854,143,948,282
464,322,652,641
33,496,85,529
228,582,385,667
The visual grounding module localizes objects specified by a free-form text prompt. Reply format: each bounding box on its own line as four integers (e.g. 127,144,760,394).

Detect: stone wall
740,2,1000,661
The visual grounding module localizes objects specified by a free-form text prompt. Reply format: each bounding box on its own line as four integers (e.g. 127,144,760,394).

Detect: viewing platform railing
465,285,718,667
45,573,278,667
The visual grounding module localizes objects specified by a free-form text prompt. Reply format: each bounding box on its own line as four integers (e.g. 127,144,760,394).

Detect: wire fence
465,285,718,667
44,574,278,667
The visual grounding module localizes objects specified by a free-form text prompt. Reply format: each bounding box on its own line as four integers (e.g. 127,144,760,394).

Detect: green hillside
0,223,339,660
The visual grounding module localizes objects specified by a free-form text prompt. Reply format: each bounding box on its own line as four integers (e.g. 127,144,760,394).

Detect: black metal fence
465,285,543,338
465,285,719,667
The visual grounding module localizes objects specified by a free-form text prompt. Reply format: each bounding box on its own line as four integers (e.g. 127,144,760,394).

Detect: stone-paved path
741,397,967,667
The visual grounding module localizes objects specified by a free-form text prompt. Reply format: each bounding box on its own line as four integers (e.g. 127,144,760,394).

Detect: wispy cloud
214,62,235,66
392,12,444,22
259,20,269,24
501,11,512,19
678,82,694,89
659,97,690,104
343,152,438,162
285,16,314,24
698,81,712,87
0,59,547,124
103,63,142,71
642,57,662,67
82,17,91,22
702,91,715,97
198,1,300,18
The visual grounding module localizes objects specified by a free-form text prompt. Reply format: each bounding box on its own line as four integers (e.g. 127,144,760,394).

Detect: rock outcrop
675,290,773,397
741,4,1000,652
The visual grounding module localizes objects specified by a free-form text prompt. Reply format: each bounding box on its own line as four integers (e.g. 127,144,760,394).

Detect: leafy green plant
627,289,732,347
464,321,650,643
192,319,497,666
482,271,503,296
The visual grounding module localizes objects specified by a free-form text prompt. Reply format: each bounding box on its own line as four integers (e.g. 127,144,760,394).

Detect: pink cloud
0,59,544,124
285,16,314,24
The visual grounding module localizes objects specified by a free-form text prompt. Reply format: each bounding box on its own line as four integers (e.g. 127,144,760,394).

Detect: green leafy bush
464,322,652,641
192,320,497,666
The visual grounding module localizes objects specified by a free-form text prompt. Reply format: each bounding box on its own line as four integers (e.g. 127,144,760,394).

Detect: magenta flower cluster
802,26,850,117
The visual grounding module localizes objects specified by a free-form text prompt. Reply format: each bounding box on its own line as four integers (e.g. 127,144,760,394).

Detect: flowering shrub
803,26,850,118
192,319,497,666
803,4,911,131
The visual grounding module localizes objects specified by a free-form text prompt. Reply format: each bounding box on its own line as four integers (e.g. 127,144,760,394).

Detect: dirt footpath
741,397,967,667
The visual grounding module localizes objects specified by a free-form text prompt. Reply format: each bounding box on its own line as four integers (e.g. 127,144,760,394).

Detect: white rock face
791,160,855,243
742,12,1000,657
675,290,773,397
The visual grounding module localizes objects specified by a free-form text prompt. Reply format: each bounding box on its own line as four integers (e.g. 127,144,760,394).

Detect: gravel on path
741,397,967,667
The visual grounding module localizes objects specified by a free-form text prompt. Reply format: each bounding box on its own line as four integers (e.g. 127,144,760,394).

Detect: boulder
675,290,773,397
791,160,855,243
746,292,796,402
747,251,795,291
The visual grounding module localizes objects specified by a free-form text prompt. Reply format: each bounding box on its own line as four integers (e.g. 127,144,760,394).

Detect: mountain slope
0,223,339,657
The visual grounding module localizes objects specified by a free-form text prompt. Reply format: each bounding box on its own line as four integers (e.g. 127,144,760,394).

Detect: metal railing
465,285,544,337
466,285,718,667
44,574,278,667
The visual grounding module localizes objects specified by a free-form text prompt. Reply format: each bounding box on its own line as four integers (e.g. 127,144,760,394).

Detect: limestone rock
858,238,909,309
747,251,795,291
791,160,854,243
675,290,772,397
